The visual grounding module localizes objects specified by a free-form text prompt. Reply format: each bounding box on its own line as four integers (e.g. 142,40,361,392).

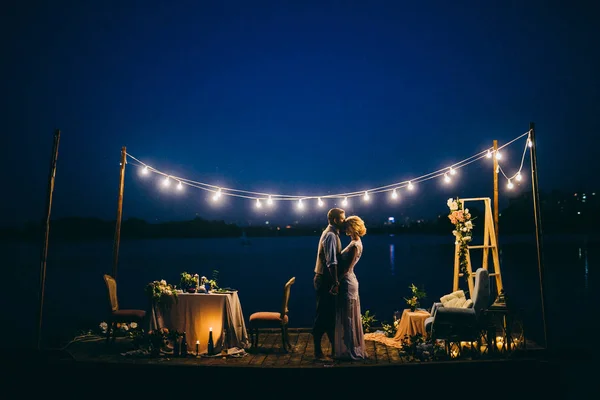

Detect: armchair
424,268,491,351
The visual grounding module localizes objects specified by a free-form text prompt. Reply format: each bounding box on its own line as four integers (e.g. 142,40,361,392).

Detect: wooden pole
37,129,61,350
529,122,548,349
493,140,499,240
112,146,127,280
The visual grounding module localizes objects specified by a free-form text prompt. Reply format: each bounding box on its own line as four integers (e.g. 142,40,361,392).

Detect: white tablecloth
150,291,249,353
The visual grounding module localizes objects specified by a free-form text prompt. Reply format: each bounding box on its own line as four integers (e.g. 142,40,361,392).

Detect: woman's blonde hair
345,215,366,237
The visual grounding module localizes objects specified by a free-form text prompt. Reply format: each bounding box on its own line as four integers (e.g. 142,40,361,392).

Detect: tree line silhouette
2,190,597,241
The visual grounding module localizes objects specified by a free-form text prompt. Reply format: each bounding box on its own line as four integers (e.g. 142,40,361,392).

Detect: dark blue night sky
2,0,598,227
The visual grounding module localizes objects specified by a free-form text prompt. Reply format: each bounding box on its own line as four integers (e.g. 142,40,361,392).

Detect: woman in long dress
334,215,369,360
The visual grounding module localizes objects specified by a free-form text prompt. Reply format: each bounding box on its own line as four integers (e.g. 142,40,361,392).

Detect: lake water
4,233,596,352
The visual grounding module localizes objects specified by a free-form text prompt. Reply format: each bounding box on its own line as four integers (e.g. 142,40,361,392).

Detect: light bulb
177,181,183,190
297,199,304,209
163,176,170,186
256,199,262,208
363,191,369,201
318,198,324,207
495,151,502,160
507,180,514,189
142,166,149,174
407,181,414,190
391,189,398,199
342,197,348,206
486,150,492,158
267,195,273,205
449,167,456,175
444,173,451,183
516,172,522,181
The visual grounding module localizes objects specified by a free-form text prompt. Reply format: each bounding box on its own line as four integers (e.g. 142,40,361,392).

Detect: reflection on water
2,233,597,351
389,244,395,275
580,247,589,292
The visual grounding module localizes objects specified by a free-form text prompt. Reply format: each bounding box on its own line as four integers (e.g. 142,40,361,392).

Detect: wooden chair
103,274,147,344
248,277,295,352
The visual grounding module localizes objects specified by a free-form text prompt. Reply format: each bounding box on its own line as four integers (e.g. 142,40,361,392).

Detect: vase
410,305,416,312
186,287,196,293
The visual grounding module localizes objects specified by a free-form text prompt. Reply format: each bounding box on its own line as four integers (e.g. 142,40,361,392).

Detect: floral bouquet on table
145,279,178,308
404,283,426,312
180,272,201,293
201,269,220,292
447,197,475,285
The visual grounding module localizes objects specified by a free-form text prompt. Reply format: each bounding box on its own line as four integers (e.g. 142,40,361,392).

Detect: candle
196,340,199,356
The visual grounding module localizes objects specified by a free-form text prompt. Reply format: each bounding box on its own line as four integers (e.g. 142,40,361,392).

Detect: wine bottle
207,329,215,355
180,331,188,357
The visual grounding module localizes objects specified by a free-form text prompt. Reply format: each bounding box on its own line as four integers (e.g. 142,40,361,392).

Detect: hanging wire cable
126,130,531,201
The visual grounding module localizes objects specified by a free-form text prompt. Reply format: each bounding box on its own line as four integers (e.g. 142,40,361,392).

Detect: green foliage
180,272,199,290
405,283,427,309
361,310,377,333
381,321,396,338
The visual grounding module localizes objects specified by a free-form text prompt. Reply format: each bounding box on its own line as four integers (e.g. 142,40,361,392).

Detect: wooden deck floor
62,328,543,368
3,329,589,398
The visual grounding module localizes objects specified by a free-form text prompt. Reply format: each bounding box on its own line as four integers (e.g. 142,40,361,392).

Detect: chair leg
252,328,259,349
280,326,288,353
284,325,292,351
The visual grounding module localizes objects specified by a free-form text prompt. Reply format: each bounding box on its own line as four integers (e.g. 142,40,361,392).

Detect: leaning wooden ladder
453,197,503,298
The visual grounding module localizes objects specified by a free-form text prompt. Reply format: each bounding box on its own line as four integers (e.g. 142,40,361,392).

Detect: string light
507,179,514,189
126,130,531,208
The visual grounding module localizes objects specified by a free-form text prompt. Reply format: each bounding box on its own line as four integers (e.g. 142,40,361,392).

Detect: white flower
160,279,167,286
463,236,472,242
99,321,108,331
452,230,458,236
447,198,459,211
465,221,473,230
462,227,468,232
130,322,138,329
121,324,130,331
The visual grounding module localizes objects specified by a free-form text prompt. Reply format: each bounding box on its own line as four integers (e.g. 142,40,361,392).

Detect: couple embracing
312,207,369,361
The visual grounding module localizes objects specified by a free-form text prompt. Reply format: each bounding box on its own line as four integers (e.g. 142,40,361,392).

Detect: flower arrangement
447,197,475,285
145,279,178,307
382,321,396,338
180,272,200,292
201,269,220,291
404,283,426,311
361,310,377,333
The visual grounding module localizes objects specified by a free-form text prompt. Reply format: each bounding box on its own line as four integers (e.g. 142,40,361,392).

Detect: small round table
394,308,431,341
